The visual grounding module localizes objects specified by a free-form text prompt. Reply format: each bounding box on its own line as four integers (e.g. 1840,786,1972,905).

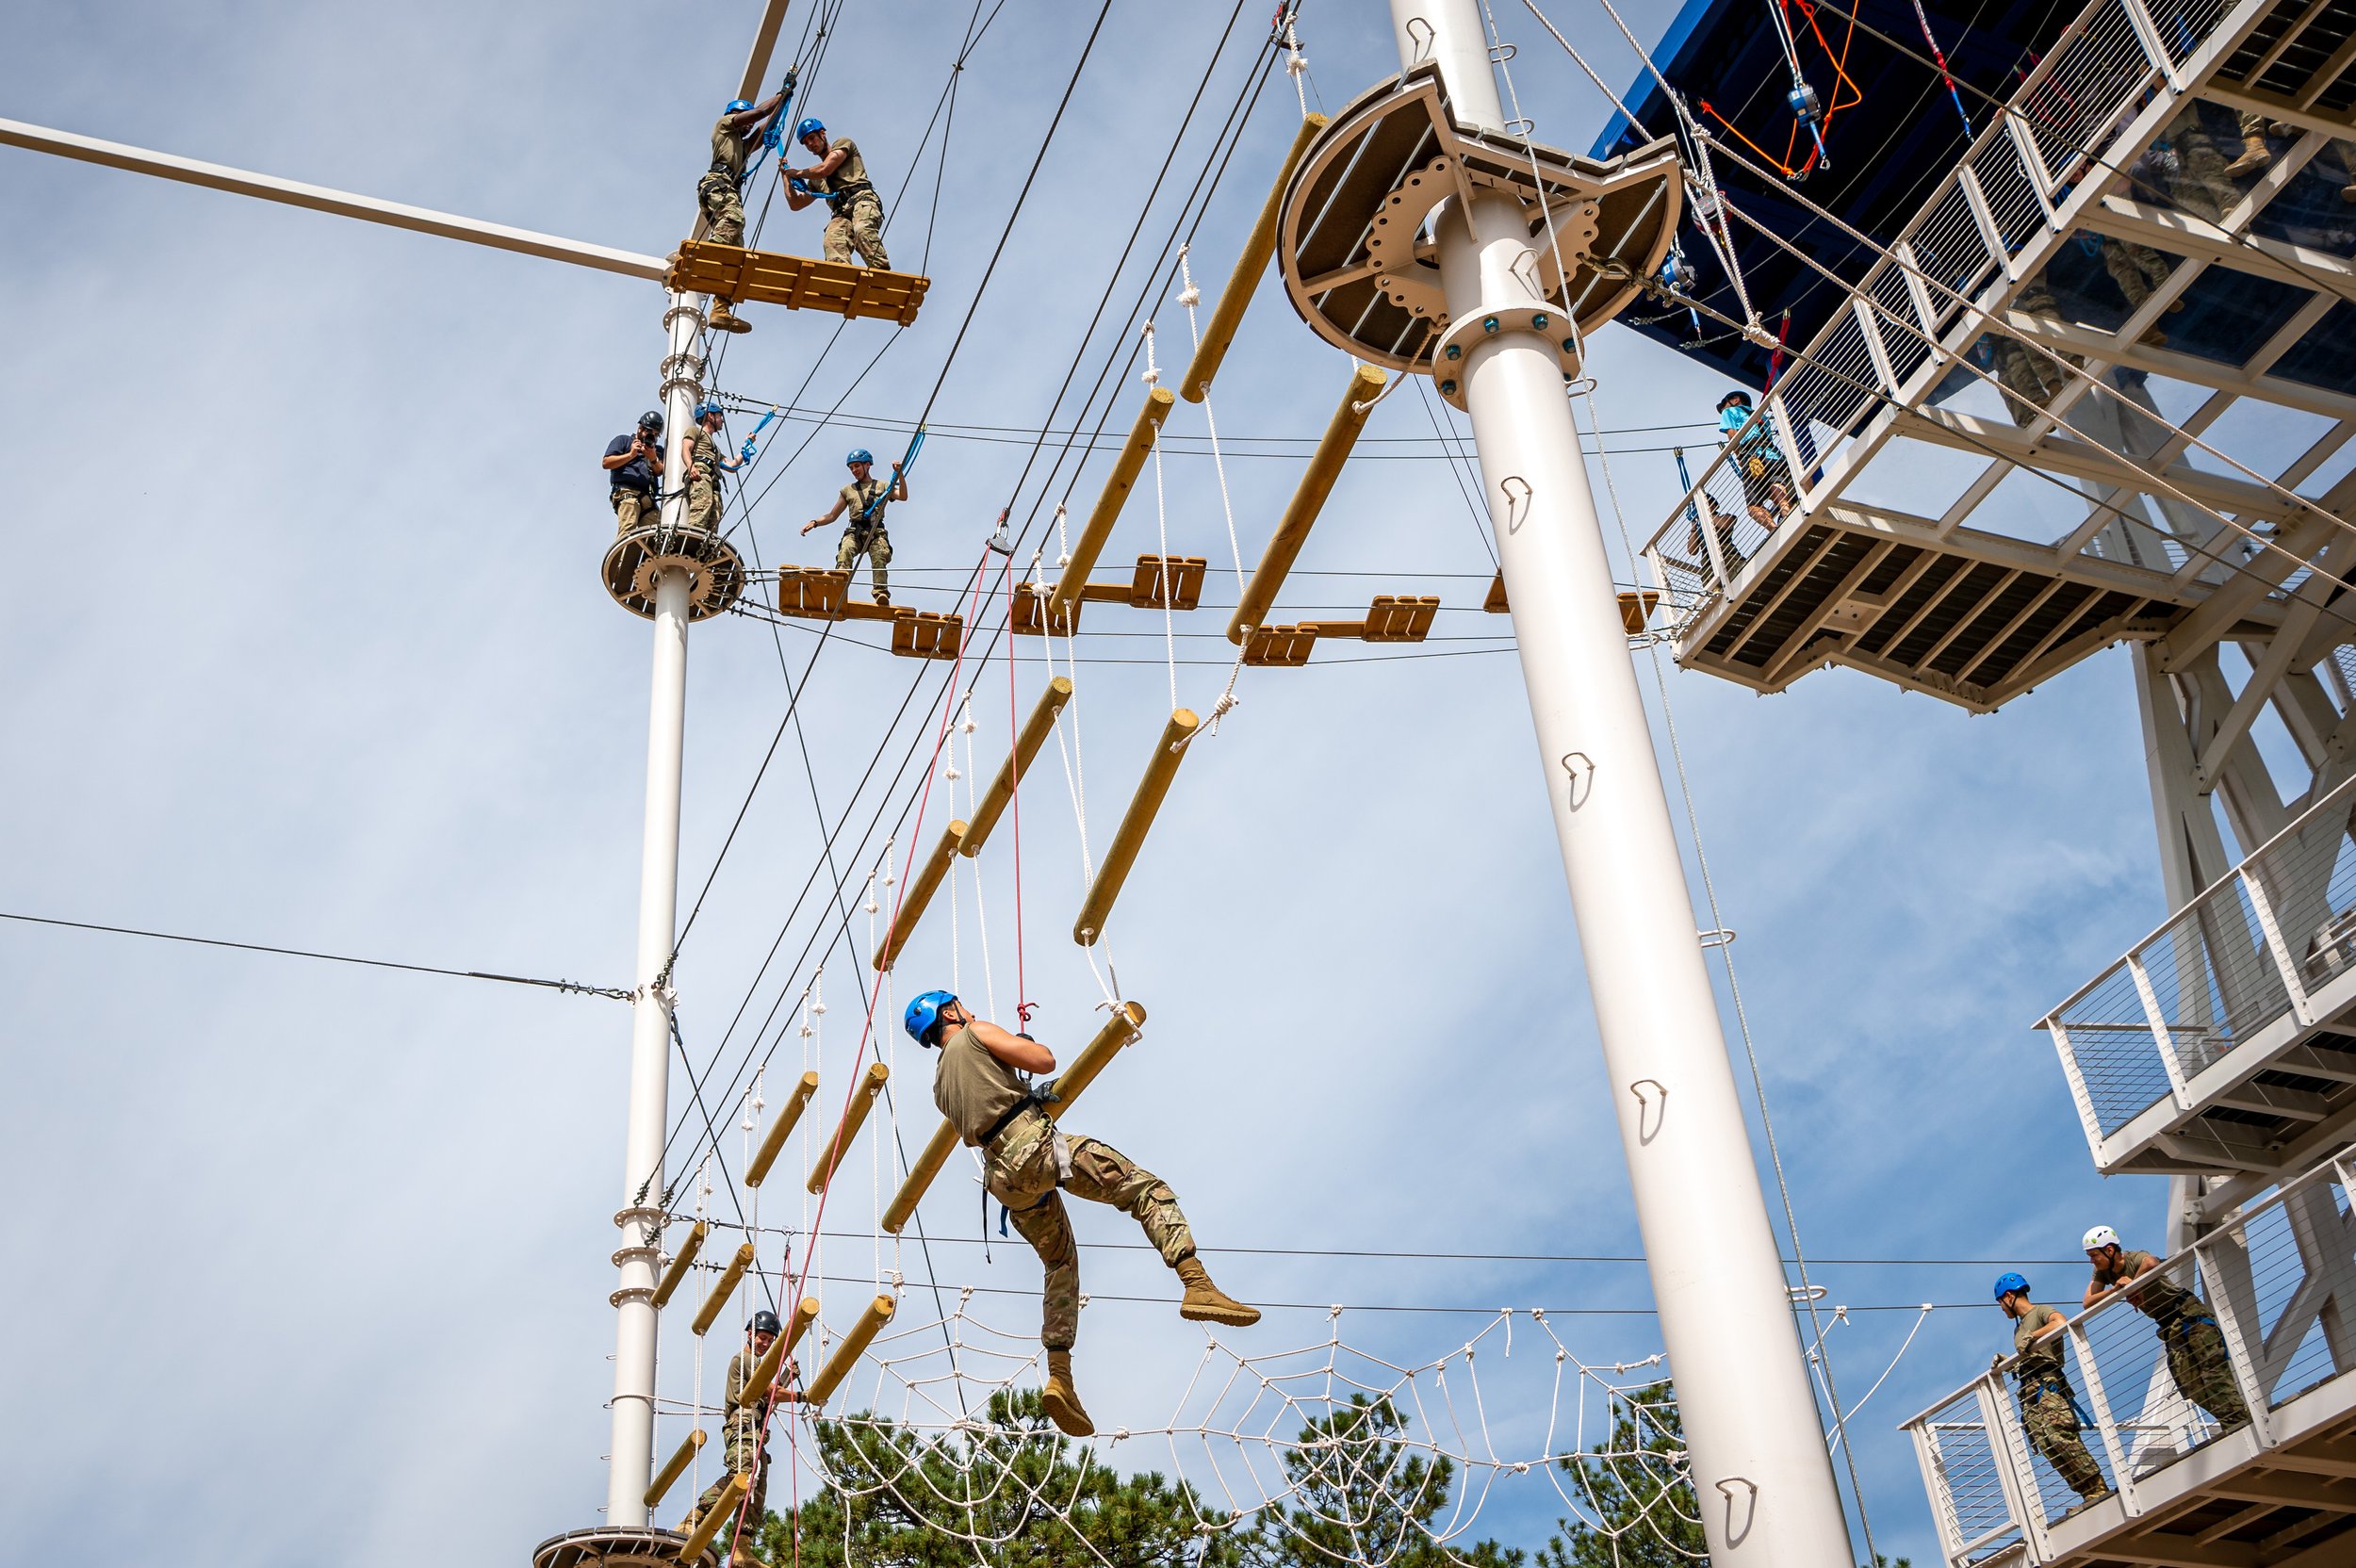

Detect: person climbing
782,119,892,271
679,402,745,536
906,989,1259,1440
1715,390,1793,527
2082,1225,2250,1431
604,410,666,535
800,448,904,606
697,87,793,335
684,1310,801,1560
1994,1271,2114,1516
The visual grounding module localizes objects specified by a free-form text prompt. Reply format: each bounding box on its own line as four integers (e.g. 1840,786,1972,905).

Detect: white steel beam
0,116,666,282
2081,191,2356,301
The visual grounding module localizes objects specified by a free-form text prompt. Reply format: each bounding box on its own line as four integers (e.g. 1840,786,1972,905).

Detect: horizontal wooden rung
1011,586,1080,636
667,241,930,325
780,566,852,620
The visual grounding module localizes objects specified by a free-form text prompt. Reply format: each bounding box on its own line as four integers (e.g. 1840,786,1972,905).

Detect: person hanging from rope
697,87,793,335
1714,390,1794,528
801,448,904,607
683,1310,802,1557
782,118,892,271
1993,1272,2114,1516
905,990,1260,1440
680,402,746,536
603,409,666,536
2081,1225,2250,1432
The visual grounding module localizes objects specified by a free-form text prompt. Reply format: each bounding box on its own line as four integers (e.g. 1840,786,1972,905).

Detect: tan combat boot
1175,1255,1262,1327
1040,1349,1094,1437
2224,132,2271,178
708,300,753,335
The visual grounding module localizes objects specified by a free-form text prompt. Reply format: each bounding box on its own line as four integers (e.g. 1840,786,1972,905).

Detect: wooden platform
1011,555,1206,636
776,566,960,660
1244,595,1442,665
667,241,928,325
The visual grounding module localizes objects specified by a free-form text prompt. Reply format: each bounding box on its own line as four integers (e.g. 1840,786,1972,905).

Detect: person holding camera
601,410,666,535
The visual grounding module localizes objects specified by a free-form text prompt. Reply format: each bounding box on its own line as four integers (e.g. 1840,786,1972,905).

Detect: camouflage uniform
989,1104,1194,1350
612,487,662,536
1986,280,2081,426
834,477,894,599
2012,1302,2109,1501
2100,238,2174,312
688,1348,770,1552
805,138,890,270
2100,1250,2250,1429
686,426,723,534
700,116,753,246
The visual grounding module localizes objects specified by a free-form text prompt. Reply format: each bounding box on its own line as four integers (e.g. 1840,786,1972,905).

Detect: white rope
1284,15,1309,119
1141,321,1181,713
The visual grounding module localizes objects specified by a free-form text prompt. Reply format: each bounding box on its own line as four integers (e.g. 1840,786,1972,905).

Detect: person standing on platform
697,87,792,335
604,410,666,535
1715,389,1793,526
904,989,1260,1440
2082,1225,2250,1431
782,119,892,271
685,1310,801,1558
801,448,905,607
679,402,744,536
1995,1272,2114,1516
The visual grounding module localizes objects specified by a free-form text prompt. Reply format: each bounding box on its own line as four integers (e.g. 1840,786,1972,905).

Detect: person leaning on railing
2082,1225,2251,1433
1993,1271,2115,1517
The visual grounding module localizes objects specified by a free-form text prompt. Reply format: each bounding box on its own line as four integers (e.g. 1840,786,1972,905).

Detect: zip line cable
0,910,631,1001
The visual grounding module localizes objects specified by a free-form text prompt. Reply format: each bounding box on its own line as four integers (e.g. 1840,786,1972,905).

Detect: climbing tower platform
602,524,744,622
666,241,928,325
1636,0,2356,714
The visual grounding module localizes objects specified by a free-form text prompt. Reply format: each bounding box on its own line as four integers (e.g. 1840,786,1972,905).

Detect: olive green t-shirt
934,1023,1027,1147
690,425,721,481
840,477,891,528
808,137,872,197
712,115,753,181
2102,1249,2203,1325
2013,1303,2069,1385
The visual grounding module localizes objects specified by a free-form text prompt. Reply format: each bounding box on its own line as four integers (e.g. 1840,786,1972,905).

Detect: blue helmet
726,99,756,115
845,448,874,466
1993,1271,2031,1302
795,117,826,140
695,400,724,422
905,989,957,1046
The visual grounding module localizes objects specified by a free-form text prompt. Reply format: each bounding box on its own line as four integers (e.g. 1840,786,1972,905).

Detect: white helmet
2083,1224,2121,1251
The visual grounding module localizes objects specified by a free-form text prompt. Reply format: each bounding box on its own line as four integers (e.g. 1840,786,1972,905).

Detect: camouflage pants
686,472,722,534
2164,1318,2250,1428
823,192,890,270
699,172,746,248
2102,237,2173,311
2021,1385,2108,1499
612,487,661,536
987,1110,1194,1351
688,1418,768,1550
835,523,891,599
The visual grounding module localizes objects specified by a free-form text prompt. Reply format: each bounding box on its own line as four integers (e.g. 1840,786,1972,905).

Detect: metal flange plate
601,528,746,622
1276,61,1681,374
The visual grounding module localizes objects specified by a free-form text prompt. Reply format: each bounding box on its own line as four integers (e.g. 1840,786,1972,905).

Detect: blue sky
0,3,2200,1564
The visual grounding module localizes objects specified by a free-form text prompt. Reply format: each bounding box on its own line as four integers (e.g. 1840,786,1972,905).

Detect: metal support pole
1387,3,1851,1561
605,557,695,1525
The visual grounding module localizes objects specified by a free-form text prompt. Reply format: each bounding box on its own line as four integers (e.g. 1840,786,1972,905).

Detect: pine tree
1538,1384,1707,1568
1243,1394,1523,1568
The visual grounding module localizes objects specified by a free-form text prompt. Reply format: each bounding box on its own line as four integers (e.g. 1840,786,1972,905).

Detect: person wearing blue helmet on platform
783,117,892,271
679,401,748,535
904,988,1258,1440
801,447,907,606
697,87,792,335
1993,1270,2113,1515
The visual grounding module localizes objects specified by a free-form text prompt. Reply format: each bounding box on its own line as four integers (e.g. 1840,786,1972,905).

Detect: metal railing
2044,775,2356,1161
1901,1143,2356,1565
1642,0,2252,624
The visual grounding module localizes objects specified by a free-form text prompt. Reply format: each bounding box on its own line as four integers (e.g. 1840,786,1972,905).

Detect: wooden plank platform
891,611,962,662
776,566,960,659
1011,555,1207,636
1304,594,1440,643
1243,626,1318,667
667,241,929,325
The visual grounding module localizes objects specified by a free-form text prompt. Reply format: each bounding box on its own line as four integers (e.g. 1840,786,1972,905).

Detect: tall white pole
605,292,708,1526
1388,4,1854,1560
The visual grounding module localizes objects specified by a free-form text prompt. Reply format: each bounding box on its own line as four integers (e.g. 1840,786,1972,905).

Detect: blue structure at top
1591,0,2081,389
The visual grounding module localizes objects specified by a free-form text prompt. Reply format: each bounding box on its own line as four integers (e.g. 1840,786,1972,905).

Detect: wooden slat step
1244,626,1318,667
1363,594,1439,643
891,610,963,661
667,241,930,325
1618,590,1660,634
1011,586,1080,636
1130,555,1206,611
779,566,852,620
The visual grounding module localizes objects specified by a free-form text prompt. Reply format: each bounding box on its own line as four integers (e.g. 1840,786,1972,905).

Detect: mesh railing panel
1914,1389,2023,1563
2056,963,2173,1136
2018,0,2158,183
